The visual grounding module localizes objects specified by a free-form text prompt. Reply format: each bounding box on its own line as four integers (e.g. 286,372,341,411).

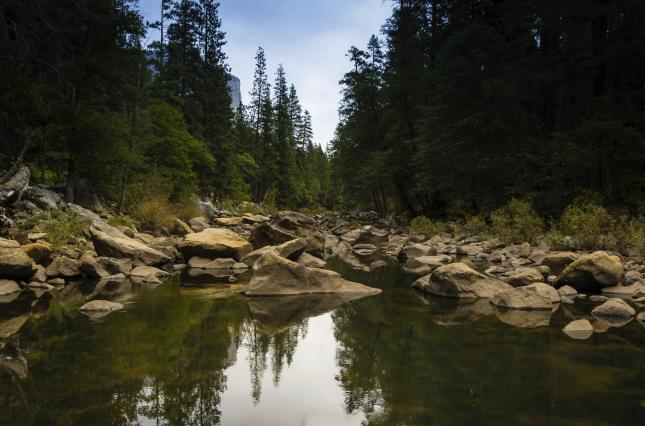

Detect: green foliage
491,199,543,244
628,218,645,256
557,197,621,250
44,210,86,252
457,215,490,237
409,216,445,236
108,216,137,229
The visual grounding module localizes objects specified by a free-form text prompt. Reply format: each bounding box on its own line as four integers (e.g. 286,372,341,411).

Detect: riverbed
1,259,643,425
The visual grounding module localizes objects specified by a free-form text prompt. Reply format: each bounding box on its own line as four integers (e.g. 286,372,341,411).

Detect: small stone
557,285,578,297
27,232,47,242
589,295,608,303
228,275,237,283
47,278,65,286
637,312,644,322
562,319,594,340
561,297,575,305
624,270,642,284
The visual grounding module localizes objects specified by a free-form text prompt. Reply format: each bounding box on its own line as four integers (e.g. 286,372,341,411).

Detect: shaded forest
0,0,330,213
331,0,645,217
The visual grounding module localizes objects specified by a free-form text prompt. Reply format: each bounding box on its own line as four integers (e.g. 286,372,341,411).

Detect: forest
332,0,645,218
0,0,329,216
1,0,644,222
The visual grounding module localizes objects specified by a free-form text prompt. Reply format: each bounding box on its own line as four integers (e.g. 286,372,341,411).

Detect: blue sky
138,0,391,147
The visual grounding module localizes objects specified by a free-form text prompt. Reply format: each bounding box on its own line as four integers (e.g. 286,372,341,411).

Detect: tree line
0,0,330,211
330,0,645,217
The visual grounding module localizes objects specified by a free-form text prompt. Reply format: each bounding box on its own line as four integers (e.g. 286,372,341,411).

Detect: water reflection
0,262,643,426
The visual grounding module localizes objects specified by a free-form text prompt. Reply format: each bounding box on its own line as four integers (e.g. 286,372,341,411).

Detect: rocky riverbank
1,181,644,343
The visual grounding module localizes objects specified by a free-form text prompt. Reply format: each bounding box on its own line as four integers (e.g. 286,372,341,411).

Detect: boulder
494,309,552,328
21,241,53,264
250,222,298,248
503,267,544,287
0,280,20,296
556,251,623,291
403,255,452,275
67,203,101,222
23,186,61,210
526,283,561,303
340,226,389,246
214,217,243,226
591,298,636,318
601,282,645,297
46,256,81,278
562,319,594,340
97,257,133,275
179,228,252,261
172,218,194,236
242,214,270,225
88,274,130,300
244,251,381,297
130,265,170,284
557,285,578,297
90,225,171,266
0,166,29,206
188,257,237,269
412,263,511,299
296,252,327,268
399,243,436,261
0,239,35,279
188,216,211,232
541,252,577,275
242,238,309,268
79,300,124,316
80,253,110,278
490,286,553,311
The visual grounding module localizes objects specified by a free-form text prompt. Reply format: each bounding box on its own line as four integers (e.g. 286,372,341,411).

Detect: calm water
1,260,644,426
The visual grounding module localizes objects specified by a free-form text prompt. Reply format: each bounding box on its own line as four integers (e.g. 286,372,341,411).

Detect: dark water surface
1,260,644,425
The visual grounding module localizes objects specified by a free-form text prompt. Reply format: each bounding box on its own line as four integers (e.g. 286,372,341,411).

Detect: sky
138,0,392,147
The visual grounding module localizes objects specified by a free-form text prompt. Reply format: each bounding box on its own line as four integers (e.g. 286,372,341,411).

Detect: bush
108,216,137,229
491,199,543,244
130,194,175,230
627,217,645,256
409,216,446,236
458,215,490,236
45,210,86,251
557,197,626,251
174,200,202,222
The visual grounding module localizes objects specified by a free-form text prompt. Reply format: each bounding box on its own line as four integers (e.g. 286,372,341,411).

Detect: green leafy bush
557,197,625,251
409,216,445,236
627,217,645,256
458,215,490,236
45,210,86,251
491,199,543,244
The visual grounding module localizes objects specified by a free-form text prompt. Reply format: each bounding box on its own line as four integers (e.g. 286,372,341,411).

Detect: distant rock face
227,75,242,110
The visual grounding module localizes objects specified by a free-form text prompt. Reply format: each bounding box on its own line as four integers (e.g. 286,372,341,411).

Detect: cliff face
227,76,242,110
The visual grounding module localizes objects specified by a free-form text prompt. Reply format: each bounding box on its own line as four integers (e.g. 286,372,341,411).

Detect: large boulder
412,263,512,299
46,256,81,278
541,252,577,275
179,228,252,261
244,251,381,297
90,223,171,266
490,286,553,311
0,166,29,206
526,283,561,303
556,251,624,291
21,241,53,264
23,186,62,210
591,298,636,318
503,267,544,287
250,222,298,248
241,238,307,267
0,239,34,279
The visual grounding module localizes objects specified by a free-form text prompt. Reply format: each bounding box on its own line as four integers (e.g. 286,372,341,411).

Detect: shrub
557,197,626,251
45,210,86,251
409,216,446,236
458,215,490,237
130,194,175,230
627,217,645,256
174,200,202,222
108,216,137,229
491,199,543,244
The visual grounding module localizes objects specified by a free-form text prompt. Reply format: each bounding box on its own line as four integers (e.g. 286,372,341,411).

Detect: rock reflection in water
247,292,375,335
415,291,494,325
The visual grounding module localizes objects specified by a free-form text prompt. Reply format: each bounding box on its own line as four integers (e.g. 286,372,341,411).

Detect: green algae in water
0,263,644,426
